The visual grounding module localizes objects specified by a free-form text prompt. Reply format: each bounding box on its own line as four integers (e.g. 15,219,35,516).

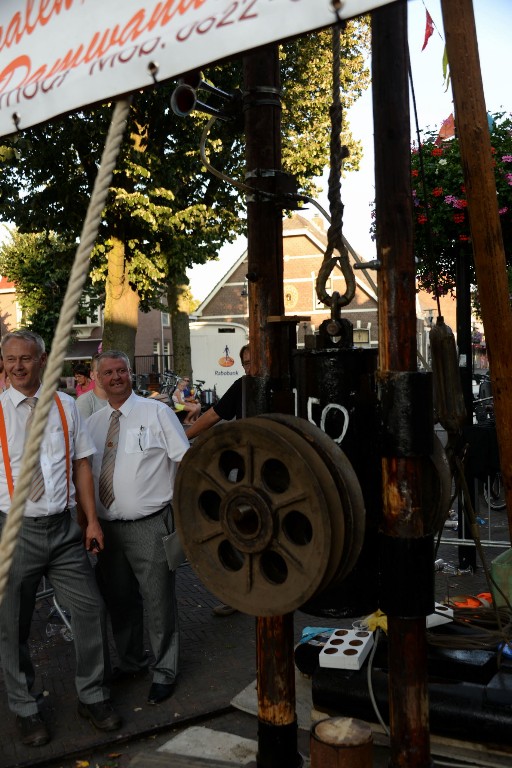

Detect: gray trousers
0,512,111,717
95,504,179,685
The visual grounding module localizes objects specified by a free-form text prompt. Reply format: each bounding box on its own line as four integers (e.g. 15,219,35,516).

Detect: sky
187,0,512,303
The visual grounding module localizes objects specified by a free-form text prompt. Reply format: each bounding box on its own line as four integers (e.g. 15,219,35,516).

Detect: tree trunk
168,280,192,377
102,236,140,364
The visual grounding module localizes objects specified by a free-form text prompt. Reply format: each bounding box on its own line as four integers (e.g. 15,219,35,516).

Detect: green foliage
0,24,371,331
0,230,99,349
410,112,512,297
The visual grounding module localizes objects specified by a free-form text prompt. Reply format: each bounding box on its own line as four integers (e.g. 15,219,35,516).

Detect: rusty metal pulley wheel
174,415,365,616
174,417,335,615
260,413,365,584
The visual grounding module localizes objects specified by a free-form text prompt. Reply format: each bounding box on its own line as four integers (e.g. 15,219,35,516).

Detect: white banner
0,0,392,137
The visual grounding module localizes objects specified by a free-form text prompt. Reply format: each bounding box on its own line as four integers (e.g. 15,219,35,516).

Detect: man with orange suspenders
0,330,121,748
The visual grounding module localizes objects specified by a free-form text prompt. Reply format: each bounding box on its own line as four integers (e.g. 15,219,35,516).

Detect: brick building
193,213,381,347
190,212,478,374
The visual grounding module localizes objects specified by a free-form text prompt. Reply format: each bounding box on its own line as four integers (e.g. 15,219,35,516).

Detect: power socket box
319,628,374,671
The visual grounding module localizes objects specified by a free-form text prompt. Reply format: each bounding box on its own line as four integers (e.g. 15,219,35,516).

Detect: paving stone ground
0,498,508,768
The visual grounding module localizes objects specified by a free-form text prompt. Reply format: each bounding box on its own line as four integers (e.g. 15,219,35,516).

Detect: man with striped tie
0,330,121,747
87,350,189,706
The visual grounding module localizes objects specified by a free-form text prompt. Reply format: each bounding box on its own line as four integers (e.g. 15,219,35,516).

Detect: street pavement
0,512,509,768
0,561,317,768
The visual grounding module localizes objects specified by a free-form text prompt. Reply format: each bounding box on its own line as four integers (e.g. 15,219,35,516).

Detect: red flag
435,113,455,146
422,10,434,51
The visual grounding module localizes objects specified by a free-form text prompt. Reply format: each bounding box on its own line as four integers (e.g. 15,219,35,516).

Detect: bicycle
482,472,506,511
159,370,180,398
37,576,73,642
132,372,151,398
191,379,218,412
472,390,506,511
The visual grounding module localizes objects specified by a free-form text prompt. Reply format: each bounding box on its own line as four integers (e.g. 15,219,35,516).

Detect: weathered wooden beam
372,1,432,766
441,0,512,543
243,45,300,768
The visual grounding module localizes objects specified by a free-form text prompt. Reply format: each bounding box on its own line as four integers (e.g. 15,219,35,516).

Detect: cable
200,116,253,196
366,628,390,737
200,119,380,298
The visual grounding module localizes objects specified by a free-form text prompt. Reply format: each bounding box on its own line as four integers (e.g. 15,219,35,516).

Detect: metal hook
325,291,344,337
12,112,21,131
147,61,159,85
331,0,346,27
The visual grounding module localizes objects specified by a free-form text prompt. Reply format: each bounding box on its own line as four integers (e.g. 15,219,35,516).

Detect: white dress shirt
87,391,189,521
0,387,95,517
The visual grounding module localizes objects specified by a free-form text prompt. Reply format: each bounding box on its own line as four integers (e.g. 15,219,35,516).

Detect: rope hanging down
316,24,356,312
0,97,132,606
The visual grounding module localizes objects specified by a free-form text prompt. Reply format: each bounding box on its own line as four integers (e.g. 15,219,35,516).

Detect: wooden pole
243,46,300,768
372,3,432,767
440,0,512,542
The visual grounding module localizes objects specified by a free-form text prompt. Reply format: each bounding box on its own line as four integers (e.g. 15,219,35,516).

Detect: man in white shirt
0,330,121,748
76,354,108,419
87,350,189,705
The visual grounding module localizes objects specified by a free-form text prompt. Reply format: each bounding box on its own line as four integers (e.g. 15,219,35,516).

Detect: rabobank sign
190,320,248,398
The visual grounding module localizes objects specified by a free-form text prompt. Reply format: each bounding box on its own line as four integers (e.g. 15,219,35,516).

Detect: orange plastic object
477,592,493,605
452,595,482,609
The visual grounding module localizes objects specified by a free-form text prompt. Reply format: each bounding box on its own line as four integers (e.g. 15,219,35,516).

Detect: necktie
24,397,45,502
99,410,121,508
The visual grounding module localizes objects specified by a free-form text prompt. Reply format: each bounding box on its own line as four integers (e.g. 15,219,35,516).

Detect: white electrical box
426,602,454,628
319,628,374,671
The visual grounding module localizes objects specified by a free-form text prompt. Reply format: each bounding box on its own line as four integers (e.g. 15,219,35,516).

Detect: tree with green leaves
410,112,512,306
0,230,100,350
0,23,371,363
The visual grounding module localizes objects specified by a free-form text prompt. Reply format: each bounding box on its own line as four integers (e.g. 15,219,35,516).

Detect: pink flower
499,207,509,215
506,173,512,186
502,155,512,162
445,195,467,209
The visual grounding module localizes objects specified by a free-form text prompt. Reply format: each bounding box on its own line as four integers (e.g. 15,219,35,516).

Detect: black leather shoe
77,699,122,731
17,713,50,747
147,682,175,704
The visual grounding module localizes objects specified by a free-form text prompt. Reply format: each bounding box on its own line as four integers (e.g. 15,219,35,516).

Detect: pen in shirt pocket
138,425,145,451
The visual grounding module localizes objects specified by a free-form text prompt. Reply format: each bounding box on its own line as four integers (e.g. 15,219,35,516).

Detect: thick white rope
0,97,131,604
